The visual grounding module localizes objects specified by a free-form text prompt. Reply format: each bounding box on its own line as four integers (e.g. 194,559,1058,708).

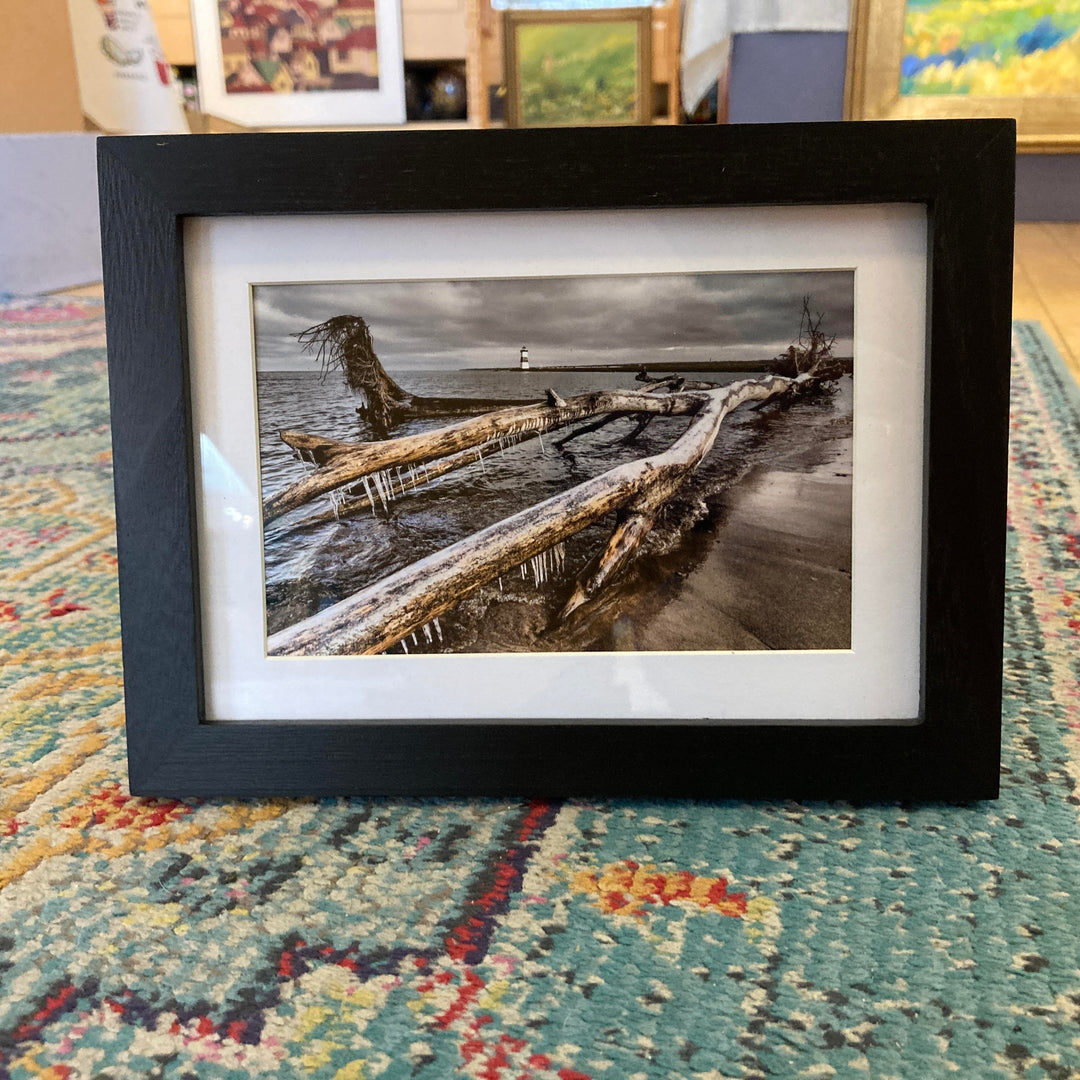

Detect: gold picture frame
845,0,1080,153
503,8,653,128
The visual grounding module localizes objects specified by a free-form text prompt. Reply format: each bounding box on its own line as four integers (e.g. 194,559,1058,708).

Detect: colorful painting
901,0,1080,97
217,0,380,95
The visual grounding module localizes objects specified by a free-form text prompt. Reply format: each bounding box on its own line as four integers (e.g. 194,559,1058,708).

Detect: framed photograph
98,121,1014,799
190,0,405,128
503,8,652,127
846,0,1080,152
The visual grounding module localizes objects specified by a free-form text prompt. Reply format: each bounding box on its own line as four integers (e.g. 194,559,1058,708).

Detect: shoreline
633,431,852,651
462,358,853,375
462,414,853,654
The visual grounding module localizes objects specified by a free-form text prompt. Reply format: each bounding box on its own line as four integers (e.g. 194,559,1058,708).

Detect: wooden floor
1014,222,1080,384
58,223,1080,385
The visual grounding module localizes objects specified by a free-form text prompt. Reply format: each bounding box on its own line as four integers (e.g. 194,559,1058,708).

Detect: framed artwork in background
98,121,1014,798
502,7,652,126
190,0,405,127
846,0,1080,151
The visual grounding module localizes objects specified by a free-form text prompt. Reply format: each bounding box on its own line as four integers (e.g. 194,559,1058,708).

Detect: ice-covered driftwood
266,374,807,656
281,379,696,531
263,387,714,524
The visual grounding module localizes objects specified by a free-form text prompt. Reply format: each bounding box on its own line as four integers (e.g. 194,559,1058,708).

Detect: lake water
257,368,853,650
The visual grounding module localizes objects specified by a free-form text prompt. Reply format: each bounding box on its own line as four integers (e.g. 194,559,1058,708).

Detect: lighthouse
519,345,529,371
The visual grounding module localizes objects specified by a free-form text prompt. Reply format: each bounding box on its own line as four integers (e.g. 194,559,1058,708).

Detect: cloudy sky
252,270,854,372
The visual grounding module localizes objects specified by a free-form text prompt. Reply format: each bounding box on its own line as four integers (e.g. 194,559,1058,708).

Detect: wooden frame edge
845,0,1079,152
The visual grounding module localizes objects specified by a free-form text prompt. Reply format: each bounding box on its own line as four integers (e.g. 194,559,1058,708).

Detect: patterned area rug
2,297,1080,1079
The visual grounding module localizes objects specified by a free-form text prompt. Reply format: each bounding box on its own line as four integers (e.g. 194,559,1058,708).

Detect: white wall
0,134,101,294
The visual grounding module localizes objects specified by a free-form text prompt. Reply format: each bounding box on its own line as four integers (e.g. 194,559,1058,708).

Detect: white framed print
191,0,406,127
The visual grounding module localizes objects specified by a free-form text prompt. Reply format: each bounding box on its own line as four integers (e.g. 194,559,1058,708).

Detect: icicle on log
263,387,712,524
290,438,502,529
266,374,805,657
289,424,621,530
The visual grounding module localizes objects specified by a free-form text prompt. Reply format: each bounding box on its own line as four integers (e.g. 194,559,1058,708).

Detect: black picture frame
98,121,1015,800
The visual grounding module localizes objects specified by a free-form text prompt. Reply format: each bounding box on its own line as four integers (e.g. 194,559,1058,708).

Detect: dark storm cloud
253,270,854,371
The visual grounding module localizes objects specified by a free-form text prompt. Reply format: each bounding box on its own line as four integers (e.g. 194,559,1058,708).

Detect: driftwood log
267,374,809,656
279,378,695,529
264,387,715,523
295,314,541,434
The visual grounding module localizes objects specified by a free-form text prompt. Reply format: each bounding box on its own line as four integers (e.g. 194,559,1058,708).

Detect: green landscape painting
515,20,640,125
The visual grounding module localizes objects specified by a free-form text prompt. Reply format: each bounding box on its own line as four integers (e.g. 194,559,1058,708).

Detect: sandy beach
461,408,853,654
634,432,853,651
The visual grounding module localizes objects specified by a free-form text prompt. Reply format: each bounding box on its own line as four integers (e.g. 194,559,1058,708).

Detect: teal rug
1,299,1079,1078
